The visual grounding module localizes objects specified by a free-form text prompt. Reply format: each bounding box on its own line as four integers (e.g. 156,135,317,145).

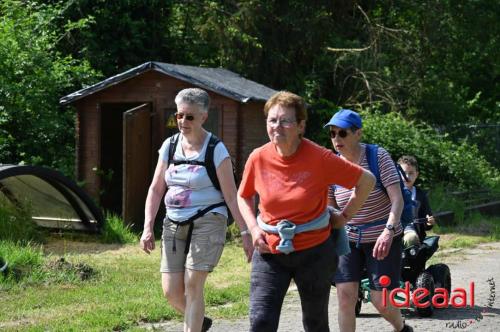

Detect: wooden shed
60,61,277,226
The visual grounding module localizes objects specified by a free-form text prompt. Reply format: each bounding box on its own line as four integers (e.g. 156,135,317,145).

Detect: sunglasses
329,129,349,138
175,112,195,121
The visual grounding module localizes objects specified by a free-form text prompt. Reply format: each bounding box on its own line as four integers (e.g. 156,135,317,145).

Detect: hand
329,209,348,229
250,226,271,254
426,214,436,226
240,232,254,262
140,229,155,254
372,229,393,260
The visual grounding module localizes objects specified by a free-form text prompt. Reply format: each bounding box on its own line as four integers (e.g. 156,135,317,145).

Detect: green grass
0,241,250,331
432,213,500,244
1,195,498,330
0,240,44,285
426,214,500,264
100,213,138,244
0,197,45,244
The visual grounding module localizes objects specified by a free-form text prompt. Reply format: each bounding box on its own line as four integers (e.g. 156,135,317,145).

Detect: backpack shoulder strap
204,134,222,191
365,144,385,193
168,133,180,166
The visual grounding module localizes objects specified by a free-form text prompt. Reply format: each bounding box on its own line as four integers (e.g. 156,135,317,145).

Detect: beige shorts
160,212,227,273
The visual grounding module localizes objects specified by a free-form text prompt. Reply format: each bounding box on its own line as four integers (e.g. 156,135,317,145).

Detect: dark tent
0,165,103,232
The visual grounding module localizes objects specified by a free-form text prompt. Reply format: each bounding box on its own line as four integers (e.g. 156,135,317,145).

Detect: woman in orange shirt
237,91,375,332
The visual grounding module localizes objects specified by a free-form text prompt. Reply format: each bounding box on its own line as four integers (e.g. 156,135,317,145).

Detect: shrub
360,110,500,191
308,107,500,191
0,0,100,177
0,196,44,244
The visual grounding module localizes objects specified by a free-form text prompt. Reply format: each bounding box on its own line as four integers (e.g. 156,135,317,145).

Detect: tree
0,0,99,176
325,0,499,126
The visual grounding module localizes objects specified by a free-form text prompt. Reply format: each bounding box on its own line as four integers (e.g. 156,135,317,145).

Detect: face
266,104,304,146
176,103,207,134
329,125,360,154
400,163,418,188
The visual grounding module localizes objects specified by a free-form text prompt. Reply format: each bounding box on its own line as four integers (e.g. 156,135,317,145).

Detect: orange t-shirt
238,138,363,253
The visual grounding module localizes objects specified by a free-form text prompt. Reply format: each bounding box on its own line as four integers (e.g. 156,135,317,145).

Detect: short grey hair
174,88,210,113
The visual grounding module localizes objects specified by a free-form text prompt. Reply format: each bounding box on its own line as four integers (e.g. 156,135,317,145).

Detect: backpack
365,144,415,228
168,133,236,227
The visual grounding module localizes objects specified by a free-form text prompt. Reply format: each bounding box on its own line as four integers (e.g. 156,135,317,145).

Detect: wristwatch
385,224,395,232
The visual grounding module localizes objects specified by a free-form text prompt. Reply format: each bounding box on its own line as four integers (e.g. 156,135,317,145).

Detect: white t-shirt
158,133,230,221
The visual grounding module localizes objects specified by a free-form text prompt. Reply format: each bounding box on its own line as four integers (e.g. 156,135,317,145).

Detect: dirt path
141,242,500,332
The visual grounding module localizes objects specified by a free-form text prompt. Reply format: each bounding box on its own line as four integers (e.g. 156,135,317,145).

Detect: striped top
329,144,403,243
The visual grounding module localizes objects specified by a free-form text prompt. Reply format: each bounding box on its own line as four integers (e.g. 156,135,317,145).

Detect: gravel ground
141,242,500,332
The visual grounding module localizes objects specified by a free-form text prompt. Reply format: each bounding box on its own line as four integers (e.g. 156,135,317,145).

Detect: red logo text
380,275,475,308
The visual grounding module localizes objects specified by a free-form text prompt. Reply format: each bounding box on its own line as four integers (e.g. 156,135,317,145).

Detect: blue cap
323,109,362,129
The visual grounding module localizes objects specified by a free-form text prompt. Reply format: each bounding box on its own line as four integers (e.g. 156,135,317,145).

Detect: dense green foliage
54,1,498,124
361,110,500,191
0,0,99,176
1,0,498,183
309,106,500,191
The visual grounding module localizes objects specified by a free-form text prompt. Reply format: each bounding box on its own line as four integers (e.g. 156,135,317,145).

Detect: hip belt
345,219,387,248
168,201,226,254
257,209,329,254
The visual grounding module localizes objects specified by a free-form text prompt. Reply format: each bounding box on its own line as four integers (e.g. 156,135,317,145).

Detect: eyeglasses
266,118,296,128
175,112,195,121
329,129,350,138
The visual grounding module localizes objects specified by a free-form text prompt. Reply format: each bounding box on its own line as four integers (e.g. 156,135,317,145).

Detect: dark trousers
249,236,338,332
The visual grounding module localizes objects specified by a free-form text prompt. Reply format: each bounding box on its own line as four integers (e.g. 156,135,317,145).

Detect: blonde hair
264,91,307,122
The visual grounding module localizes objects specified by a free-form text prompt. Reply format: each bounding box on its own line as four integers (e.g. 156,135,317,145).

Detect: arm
338,169,376,220
327,194,343,229
140,157,167,254
420,190,435,229
372,182,403,260
329,169,376,228
237,194,271,255
325,150,376,228
216,158,253,261
328,196,340,210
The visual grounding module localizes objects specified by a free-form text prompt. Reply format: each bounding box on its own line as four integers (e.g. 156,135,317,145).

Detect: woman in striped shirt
325,109,413,332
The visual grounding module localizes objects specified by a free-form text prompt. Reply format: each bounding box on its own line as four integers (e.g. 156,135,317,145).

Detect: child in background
398,155,436,247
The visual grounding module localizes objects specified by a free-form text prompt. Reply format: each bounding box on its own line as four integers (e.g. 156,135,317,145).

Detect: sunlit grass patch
433,214,500,243
0,240,251,330
100,213,138,244
437,234,490,249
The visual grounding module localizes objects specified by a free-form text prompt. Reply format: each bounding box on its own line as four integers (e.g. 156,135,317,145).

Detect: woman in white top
140,88,252,332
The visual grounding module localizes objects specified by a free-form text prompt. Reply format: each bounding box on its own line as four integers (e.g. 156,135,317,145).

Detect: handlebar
411,217,429,225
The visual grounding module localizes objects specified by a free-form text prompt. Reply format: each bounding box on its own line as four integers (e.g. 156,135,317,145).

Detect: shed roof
60,61,277,105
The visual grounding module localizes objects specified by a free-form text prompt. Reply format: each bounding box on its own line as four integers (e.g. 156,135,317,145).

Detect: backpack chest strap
171,160,206,166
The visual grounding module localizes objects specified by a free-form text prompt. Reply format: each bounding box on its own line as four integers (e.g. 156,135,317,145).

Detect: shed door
123,103,151,226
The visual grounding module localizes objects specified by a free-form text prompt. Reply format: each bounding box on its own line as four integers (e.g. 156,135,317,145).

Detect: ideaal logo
379,275,496,329
379,275,475,308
